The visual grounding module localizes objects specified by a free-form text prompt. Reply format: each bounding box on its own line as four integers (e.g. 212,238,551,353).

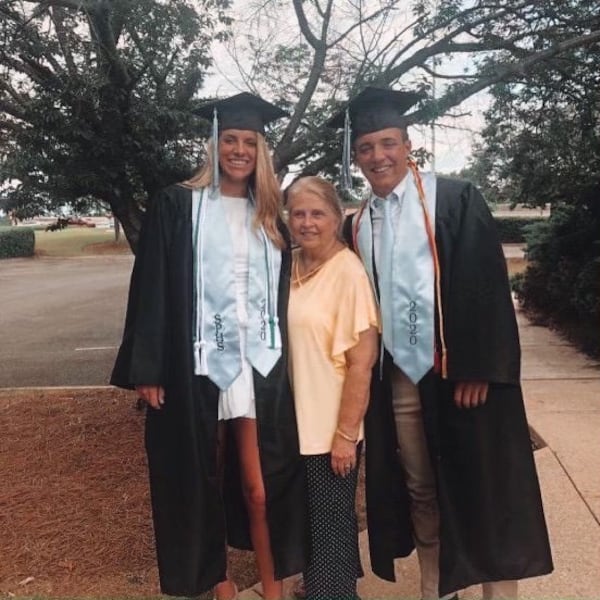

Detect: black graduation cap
194,92,288,195
328,86,424,141
194,92,288,135
327,86,424,190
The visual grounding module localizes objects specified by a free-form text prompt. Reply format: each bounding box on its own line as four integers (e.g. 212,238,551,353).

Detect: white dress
217,195,256,420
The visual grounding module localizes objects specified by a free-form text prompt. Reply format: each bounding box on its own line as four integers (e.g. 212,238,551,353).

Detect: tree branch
353,12,424,74
417,63,478,80
327,2,398,49
275,0,332,153
0,98,27,120
49,6,78,76
292,0,320,50
21,0,93,10
410,30,600,124
383,1,531,74
0,77,28,105
86,0,131,88
1,53,61,88
296,149,340,178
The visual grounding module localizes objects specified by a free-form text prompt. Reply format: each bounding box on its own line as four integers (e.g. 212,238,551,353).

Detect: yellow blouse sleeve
331,262,380,366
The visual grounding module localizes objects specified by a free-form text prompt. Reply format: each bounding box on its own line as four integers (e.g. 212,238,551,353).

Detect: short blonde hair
285,176,344,237
183,133,284,249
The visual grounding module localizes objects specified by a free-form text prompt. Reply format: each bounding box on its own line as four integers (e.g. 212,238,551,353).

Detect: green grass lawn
35,227,130,256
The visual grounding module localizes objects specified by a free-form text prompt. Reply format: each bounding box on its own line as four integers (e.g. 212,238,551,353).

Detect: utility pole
430,0,438,172
431,73,436,172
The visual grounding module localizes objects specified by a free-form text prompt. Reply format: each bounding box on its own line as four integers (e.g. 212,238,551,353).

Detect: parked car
67,216,96,227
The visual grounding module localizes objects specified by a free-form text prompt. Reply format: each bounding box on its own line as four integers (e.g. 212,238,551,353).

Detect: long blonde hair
183,134,284,249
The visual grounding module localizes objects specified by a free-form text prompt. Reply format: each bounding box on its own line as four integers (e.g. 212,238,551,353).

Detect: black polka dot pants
303,448,363,600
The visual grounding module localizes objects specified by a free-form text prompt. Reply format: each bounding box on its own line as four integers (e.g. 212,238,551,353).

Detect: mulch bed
0,388,366,598
0,388,256,597
0,388,159,597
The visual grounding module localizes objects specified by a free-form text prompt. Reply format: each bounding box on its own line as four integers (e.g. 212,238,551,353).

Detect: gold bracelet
336,427,358,444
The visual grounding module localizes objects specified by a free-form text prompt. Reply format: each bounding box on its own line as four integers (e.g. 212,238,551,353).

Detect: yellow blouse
288,247,380,455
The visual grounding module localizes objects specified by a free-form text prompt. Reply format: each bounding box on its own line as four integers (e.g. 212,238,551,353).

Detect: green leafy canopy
0,0,232,249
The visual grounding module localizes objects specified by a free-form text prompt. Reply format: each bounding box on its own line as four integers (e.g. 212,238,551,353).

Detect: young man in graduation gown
111,94,307,598
330,87,553,599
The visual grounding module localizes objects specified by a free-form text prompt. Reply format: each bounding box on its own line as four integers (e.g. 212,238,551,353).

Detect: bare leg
482,580,518,599
233,417,282,600
214,422,238,600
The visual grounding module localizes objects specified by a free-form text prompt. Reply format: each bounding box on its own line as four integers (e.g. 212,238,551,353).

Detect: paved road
0,255,133,387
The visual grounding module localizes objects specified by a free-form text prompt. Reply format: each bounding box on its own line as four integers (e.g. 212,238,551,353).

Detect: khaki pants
391,367,518,600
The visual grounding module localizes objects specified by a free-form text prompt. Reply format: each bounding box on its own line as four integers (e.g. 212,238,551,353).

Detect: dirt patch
83,240,131,255
0,388,366,598
34,246,128,258
506,257,528,277
0,388,254,597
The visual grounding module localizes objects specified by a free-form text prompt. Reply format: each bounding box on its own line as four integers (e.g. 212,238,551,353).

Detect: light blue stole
191,188,282,391
354,171,437,384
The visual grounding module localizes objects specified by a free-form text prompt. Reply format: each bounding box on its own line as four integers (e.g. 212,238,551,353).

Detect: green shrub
0,226,35,258
493,216,546,243
513,202,600,358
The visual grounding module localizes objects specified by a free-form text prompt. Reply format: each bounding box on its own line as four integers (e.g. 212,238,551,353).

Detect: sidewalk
241,308,600,599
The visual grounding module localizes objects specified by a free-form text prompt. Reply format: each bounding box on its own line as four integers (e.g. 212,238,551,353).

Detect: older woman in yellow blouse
286,176,379,600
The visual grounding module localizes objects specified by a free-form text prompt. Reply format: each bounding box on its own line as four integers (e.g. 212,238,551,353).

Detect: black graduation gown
111,184,308,596
345,177,553,595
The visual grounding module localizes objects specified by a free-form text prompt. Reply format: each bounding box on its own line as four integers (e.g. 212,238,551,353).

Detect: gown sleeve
111,188,173,389
439,179,521,384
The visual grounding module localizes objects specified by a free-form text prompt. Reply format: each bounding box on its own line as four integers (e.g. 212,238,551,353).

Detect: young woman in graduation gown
111,94,307,599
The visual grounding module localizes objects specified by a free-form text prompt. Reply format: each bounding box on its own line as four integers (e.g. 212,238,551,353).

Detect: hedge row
511,203,600,358
0,226,35,258
493,216,546,243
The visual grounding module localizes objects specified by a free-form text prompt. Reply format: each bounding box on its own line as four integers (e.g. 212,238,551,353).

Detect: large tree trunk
107,188,144,254
115,207,143,254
